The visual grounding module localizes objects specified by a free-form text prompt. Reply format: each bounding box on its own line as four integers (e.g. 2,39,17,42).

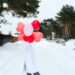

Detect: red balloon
31,20,40,30
23,34,34,43
16,22,25,33
18,33,24,41
33,32,43,42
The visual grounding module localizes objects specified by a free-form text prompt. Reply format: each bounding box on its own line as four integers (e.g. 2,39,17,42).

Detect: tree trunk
64,22,70,40
0,34,3,46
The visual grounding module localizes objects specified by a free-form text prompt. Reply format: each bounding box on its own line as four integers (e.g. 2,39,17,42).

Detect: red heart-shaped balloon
16,22,25,33
23,34,34,43
33,32,43,42
31,20,40,30
18,33,24,41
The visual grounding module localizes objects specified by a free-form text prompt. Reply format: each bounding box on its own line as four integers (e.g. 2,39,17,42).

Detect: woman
17,20,43,75
23,41,40,75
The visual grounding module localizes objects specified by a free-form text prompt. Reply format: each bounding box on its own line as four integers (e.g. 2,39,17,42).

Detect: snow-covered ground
0,39,75,75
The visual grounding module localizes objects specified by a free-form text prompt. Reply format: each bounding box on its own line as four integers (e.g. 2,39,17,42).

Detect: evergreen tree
40,19,52,39
0,0,40,17
0,0,40,45
70,22,75,38
56,5,75,39
40,18,62,39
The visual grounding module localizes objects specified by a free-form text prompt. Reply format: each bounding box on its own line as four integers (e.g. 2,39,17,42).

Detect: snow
0,11,37,35
3,3,8,8
0,39,75,75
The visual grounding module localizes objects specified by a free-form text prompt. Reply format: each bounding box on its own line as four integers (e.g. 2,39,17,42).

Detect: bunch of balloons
16,20,43,43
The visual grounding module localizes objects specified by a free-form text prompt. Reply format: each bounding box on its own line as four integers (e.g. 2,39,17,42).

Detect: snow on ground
0,39,75,75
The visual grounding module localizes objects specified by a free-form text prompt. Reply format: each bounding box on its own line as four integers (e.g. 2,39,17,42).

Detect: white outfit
22,41,38,73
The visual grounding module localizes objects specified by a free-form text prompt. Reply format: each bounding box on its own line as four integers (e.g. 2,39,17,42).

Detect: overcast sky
37,0,75,21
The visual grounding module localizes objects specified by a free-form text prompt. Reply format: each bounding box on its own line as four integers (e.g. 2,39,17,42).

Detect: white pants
22,41,38,73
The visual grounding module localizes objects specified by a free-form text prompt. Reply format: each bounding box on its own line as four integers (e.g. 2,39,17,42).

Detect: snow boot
27,72,40,75
33,72,40,75
27,73,32,75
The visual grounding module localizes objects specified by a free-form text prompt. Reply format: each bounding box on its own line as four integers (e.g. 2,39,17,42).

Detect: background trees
40,18,63,39
0,0,40,34
40,5,75,40
56,5,75,39
0,0,40,17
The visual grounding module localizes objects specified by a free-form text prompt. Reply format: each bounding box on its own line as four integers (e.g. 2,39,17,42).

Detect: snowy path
0,40,75,75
